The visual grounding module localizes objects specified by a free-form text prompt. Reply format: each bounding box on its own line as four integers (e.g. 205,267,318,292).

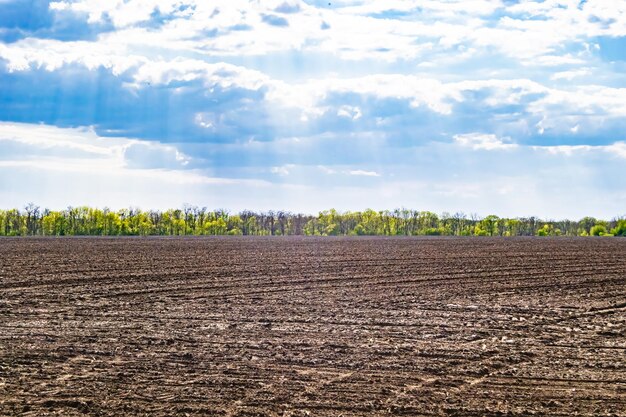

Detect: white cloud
0,122,192,170
0,123,119,156
453,130,626,159
530,86,626,118
550,69,592,81
0,38,144,74
337,105,362,120
317,165,336,174
531,141,626,159
26,0,552,64
271,164,380,178
270,164,295,176
130,58,271,90
50,0,198,28
268,75,456,116
454,133,518,150
21,0,623,69
335,0,502,17
4,35,626,154
123,143,191,169
606,141,626,159
1,1,622,113
6,35,586,122
348,170,380,177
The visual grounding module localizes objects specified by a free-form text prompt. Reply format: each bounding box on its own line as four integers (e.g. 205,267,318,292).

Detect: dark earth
0,237,625,416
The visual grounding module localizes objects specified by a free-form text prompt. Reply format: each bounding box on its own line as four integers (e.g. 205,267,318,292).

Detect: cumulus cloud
2,41,626,150
1,0,623,65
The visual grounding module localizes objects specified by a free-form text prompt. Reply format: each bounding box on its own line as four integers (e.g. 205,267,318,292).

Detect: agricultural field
0,237,624,416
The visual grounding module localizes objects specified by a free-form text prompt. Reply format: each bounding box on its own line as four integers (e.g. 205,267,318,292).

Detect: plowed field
0,237,625,416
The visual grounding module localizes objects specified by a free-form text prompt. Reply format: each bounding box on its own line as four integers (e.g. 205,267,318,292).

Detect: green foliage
537,224,561,237
590,224,607,236
353,224,366,236
474,228,488,236
480,215,500,236
611,220,626,237
578,216,597,236
0,206,623,238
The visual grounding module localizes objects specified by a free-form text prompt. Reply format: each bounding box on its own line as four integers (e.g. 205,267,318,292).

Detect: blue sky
0,0,625,218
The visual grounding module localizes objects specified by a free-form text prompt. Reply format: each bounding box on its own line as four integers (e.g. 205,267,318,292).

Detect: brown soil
0,237,624,416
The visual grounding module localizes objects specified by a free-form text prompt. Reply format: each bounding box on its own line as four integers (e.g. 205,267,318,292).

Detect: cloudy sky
0,0,625,218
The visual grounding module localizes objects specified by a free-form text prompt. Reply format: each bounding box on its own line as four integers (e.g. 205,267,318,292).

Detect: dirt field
0,237,624,416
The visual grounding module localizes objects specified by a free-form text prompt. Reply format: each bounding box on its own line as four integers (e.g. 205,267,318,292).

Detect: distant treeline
1,204,625,237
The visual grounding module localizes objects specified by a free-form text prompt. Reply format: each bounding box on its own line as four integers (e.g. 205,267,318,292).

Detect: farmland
0,237,625,416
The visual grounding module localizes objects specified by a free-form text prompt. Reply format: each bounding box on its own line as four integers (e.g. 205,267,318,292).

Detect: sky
0,0,625,219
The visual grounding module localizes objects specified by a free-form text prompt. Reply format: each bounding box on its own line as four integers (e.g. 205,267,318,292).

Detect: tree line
1,204,624,237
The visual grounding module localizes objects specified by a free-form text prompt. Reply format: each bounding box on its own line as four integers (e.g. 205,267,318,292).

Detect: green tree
590,224,607,236
42,211,66,236
611,219,626,237
480,215,500,236
578,217,597,236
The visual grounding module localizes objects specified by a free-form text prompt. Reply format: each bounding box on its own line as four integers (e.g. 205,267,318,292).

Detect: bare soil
0,237,625,416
